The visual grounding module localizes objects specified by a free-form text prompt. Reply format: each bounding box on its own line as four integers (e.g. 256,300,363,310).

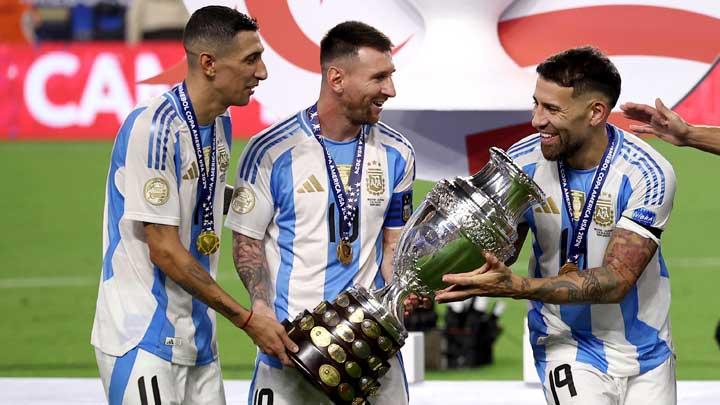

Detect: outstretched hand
620,98,690,146
242,302,298,367
435,252,519,303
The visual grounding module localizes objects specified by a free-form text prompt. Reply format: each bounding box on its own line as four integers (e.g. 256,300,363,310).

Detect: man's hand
435,252,521,303
620,98,690,146
403,293,432,316
241,302,298,367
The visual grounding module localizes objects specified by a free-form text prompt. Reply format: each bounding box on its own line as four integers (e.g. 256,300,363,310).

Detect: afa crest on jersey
366,160,385,196
593,194,615,228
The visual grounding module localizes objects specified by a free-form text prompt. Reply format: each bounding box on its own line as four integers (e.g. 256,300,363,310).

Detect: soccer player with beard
436,47,678,405
226,21,414,404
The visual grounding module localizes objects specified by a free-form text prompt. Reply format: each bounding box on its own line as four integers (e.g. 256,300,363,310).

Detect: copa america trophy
282,147,545,404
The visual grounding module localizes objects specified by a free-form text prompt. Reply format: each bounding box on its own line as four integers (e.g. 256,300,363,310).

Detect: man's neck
565,125,610,170
185,76,226,126
315,96,361,142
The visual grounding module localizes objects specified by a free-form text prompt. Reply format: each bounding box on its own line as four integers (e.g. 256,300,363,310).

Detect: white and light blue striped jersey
508,124,676,379
225,108,415,327
91,87,233,366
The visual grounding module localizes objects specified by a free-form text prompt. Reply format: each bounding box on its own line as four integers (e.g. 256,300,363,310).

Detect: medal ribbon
173,82,217,235
307,103,366,243
558,126,617,266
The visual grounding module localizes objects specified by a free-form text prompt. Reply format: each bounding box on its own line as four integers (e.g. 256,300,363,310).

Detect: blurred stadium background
1,0,720,403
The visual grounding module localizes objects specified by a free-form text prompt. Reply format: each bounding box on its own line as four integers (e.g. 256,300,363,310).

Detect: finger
655,98,671,115
443,274,478,286
279,331,299,353
436,285,456,295
484,251,500,267
445,264,489,280
628,124,658,136
435,290,473,303
619,102,653,120
277,350,294,367
442,272,473,283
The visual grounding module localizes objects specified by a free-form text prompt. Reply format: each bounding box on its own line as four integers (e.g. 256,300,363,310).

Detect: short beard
541,137,581,162
348,106,377,126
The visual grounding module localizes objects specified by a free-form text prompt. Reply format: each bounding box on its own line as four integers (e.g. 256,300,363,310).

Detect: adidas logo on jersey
182,162,199,180
534,196,561,214
297,175,325,193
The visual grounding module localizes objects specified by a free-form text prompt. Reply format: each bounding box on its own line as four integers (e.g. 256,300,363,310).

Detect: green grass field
1,139,719,380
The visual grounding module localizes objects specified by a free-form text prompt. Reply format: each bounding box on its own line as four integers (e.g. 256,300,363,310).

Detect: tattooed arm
230,230,298,365
144,223,250,325
145,224,297,365
232,231,273,308
517,227,657,303
380,228,402,283
436,227,657,305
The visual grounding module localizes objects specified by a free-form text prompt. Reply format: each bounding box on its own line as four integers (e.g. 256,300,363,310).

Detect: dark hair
536,46,621,108
320,21,392,69
183,6,258,56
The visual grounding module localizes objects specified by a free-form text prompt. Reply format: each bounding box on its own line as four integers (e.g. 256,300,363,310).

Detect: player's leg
622,355,676,405
96,347,182,405
248,355,332,405
541,361,620,405
183,358,226,405
371,355,409,405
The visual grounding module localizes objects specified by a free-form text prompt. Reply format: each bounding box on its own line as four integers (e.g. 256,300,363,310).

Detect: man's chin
541,144,562,161
232,96,251,108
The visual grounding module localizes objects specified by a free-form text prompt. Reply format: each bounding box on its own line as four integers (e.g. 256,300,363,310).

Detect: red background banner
0,42,269,140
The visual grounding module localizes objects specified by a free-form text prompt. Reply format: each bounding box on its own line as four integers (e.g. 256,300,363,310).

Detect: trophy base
282,287,407,404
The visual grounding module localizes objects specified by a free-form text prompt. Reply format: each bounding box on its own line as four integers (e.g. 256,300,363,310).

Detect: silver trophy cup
282,147,545,404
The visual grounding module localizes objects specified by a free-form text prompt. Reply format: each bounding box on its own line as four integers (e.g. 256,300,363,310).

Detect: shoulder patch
144,177,170,206
231,186,256,214
631,208,656,226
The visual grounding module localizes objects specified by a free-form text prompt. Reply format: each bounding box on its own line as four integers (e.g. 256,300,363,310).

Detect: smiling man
226,21,414,405
91,6,299,405
436,47,678,405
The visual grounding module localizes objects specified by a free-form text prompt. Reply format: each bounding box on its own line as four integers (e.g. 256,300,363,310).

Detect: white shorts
95,347,226,405
248,353,409,405
540,355,676,405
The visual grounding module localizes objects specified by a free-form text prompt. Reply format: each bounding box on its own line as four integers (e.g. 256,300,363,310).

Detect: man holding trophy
436,47,678,405
226,21,414,404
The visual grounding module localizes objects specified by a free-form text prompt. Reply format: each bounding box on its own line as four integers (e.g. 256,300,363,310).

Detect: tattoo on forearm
176,262,240,318
521,227,657,304
232,231,272,306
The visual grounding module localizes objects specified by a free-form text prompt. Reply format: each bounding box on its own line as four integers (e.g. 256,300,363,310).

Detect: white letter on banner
24,52,80,128
135,53,170,105
78,53,133,126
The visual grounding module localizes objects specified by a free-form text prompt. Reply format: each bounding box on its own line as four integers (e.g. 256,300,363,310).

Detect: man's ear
199,52,216,78
325,65,345,94
589,99,610,127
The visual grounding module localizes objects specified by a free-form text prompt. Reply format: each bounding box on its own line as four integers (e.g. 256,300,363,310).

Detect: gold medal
559,262,579,275
337,240,353,265
197,230,220,255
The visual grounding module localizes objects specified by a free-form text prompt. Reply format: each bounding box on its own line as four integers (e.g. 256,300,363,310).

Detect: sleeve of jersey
122,118,181,226
384,148,415,229
617,161,677,244
224,143,274,240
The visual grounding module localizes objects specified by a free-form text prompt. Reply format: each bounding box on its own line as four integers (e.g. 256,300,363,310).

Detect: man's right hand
241,302,298,367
